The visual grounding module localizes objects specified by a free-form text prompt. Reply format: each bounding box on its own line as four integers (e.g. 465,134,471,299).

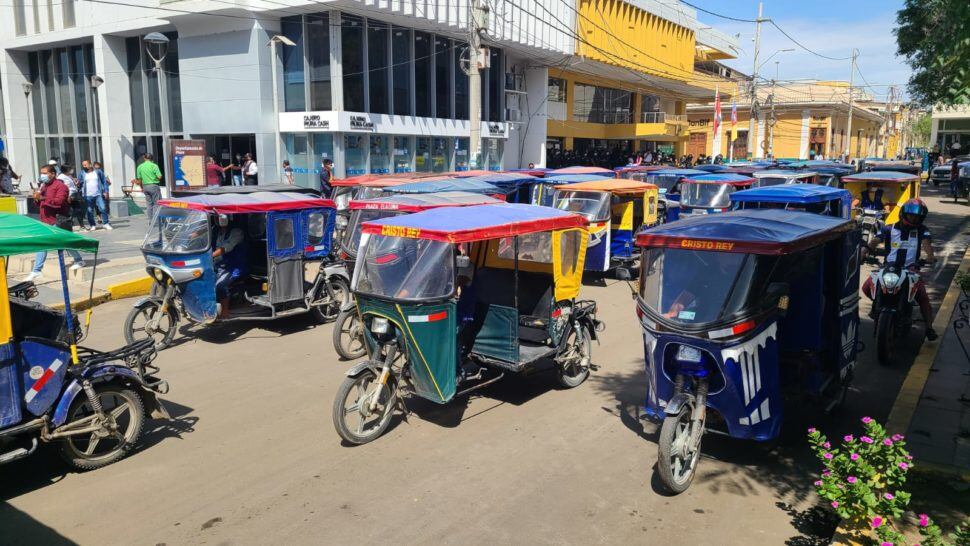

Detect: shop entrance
196,134,257,185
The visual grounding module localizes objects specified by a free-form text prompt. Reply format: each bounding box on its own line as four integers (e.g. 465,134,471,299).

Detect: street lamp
144,32,170,190
90,75,104,162
268,34,295,184
758,48,794,74
22,82,37,180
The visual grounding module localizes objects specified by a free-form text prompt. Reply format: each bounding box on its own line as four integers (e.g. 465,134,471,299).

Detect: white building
930,104,970,155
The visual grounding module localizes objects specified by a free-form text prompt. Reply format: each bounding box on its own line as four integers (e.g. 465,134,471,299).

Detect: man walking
320,158,334,197
242,153,258,186
81,160,111,230
24,165,85,282
135,153,163,221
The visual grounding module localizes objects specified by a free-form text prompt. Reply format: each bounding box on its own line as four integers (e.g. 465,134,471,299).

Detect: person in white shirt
242,153,258,186
80,160,111,230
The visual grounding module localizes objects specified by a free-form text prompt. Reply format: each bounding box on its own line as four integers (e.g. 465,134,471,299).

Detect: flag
711,87,723,156
730,101,738,141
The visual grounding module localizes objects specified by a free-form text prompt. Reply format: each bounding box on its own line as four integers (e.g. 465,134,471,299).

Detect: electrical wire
679,0,759,23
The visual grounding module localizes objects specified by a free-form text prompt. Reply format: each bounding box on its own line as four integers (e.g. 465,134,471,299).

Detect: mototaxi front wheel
332,366,398,445
657,403,704,495
332,309,366,360
312,276,350,323
58,385,145,470
124,299,178,351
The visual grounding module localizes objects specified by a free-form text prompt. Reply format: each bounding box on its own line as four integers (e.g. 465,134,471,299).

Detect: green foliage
808,418,970,545
955,270,970,293
895,0,970,105
913,114,933,147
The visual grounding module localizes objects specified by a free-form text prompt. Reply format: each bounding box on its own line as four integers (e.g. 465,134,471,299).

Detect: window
559,230,583,277
415,137,431,172
454,41,468,119
367,20,390,115
342,14,365,112
126,37,146,132
573,83,633,124
31,0,39,33
284,134,309,187
306,13,331,110
46,0,53,31
307,212,326,245
281,17,306,112
142,208,210,253
345,134,367,175
392,27,412,116
497,232,553,263
488,48,503,122
28,54,44,134
434,37,452,119
13,0,27,36
62,0,75,27
312,133,334,184
370,135,389,174
42,51,56,134
455,137,469,170
485,139,504,170
274,218,296,250
431,137,450,172
55,49,73,133
126,33,184,178
547,77,566,102
71,47,89,133
393,136,412,173
414,32,432,117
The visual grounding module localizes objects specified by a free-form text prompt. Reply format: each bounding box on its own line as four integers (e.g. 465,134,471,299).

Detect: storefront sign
303,115,330,129
349,115,375,131
487,123,504,136
689,119,709,127
170,139,206,188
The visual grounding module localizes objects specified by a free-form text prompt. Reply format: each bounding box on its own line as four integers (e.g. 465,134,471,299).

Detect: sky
689,0,912,101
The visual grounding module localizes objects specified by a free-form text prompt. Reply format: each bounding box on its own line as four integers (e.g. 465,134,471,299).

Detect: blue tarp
458,173,538,186
694,164,734,173
650,168,708,176
691,173,756,183
730,185,852,204
384,179,502,195
541,174,617,183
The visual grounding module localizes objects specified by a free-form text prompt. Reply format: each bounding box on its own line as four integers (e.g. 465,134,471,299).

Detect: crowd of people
545,146,731,169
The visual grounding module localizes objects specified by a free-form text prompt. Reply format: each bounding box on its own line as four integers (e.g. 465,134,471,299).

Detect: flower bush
808,417,970,546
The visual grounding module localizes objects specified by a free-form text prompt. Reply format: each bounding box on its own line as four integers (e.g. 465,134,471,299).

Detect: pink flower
847,476,858,484
884,493,894,500
918,514,929,527
831,501,840,509
814,480,822,486
872,516,884,528
808,427,817,433
891,434,903,442
822,470,832,477
899,462,909,470
906,455,913,460
823,441,831,449
883,438,893,446
823,452,833,460
881,542,893,546
843,435,854,442
862,416,873,424
861,436,874,444
850,453,860,461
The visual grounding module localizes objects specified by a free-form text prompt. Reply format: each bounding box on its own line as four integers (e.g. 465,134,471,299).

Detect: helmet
900,198,928,227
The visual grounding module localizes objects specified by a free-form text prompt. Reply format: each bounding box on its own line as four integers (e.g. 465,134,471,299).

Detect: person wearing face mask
81,159,111,230
24,165,85,282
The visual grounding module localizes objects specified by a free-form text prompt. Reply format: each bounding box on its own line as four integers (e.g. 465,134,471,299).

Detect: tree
895,0,970,105
912,113,932,146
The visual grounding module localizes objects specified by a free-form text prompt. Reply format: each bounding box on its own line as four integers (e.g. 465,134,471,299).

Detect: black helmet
900,198,928,227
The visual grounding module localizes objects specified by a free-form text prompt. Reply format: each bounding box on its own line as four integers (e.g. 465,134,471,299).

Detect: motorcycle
856,208,885,262
870,262,926,366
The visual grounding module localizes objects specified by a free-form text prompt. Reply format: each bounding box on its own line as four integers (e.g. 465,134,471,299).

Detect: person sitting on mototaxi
851,182,892,214
861,198,937,340
213,218,246,318
662,252,736,321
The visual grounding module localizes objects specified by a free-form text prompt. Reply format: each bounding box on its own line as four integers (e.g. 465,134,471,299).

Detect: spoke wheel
313,277,350,323
332,367,397,445
556,328,591,388
59,385,145,470
657,403,704,494
124,301,177,351
333,309,366,360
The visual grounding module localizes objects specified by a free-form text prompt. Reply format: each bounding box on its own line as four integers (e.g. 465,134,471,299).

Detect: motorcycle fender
132,297,180,322
664,392,695,417
345,360,381,378
133,295,159,308
52,366,160,426
324,264,349,281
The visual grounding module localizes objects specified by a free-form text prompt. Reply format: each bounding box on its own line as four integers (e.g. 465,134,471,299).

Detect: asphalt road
2,186,967,545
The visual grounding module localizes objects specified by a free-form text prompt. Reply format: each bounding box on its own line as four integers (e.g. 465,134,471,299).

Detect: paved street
0,188,967,545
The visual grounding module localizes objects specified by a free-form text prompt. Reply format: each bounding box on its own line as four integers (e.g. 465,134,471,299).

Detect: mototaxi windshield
680,182,736,209
340,209,404,257
142,207,210,253
553,191,611,221
354,235,455,301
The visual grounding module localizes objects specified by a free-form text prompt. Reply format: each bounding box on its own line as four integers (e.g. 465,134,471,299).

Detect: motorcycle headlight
370,317,389,334
336,215,349,228
882,271,901,289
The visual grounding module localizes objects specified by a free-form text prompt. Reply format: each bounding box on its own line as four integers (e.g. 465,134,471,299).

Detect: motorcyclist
861,198,938,340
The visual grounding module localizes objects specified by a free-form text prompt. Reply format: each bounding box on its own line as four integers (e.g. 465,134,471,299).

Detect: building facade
930,104,970,155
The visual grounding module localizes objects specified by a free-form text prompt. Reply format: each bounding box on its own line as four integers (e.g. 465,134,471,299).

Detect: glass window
312,133,334,186
164,34,183,132
146,66,162,132
431,137,450,173
142,207,210,253
70,47,89,133
55,49,73,133
345,134,367,175
560,230,583,277
553,191,611,221
367,20,389,115
342,14,365,112
488,48,502,122
28,53,45,134
434,37,452,119
414,32,432,117
392,27,412,116
355,236,455,301
341,209,400,256
454,138,469,171
62,0,75,28
274,218,296,250
681,182,736,208
46,0,53,31
31,0,39,34
85,45,100,132
281,17,306,112
306,14,331,111
307,211,327,245
573,83,633,124
392,137,412,173
485,139,503,170
497,232,553,263
35,138,48,168
548,77,566,102
415,137,431,173
13,0,26,36
454,41,468,119
284,133,310,188
369,135,390,174
126,38,146,133
78,138,90,164
42,51,57,134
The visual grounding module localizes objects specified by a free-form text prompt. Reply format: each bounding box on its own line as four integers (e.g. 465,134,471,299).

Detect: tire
657,403,704,495
332,367,397,445
556,327,591,388
333,309,367,360
312,276,350,323
58,385,145,471
124,300,178,351
876,310,896,366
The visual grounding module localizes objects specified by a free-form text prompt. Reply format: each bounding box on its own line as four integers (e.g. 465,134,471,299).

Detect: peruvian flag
730,101,738,141
24,359,65,403
408,311,448,323
712,87,723,155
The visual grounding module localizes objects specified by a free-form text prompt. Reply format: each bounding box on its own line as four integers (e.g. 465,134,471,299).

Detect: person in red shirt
25,164,85,282
206,156,227,187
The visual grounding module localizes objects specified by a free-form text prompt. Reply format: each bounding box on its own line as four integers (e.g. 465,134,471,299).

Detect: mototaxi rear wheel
58,385,145,470
312,276,350,323
333,308,366,360
556,327,591,388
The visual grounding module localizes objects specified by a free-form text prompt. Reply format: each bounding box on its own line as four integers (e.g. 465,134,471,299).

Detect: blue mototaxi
383,179,505,199
694,164,734,173
447,172,540,203
752,170,818,186
627,168,707,222
678,173,756,217
126,188,348,350
633,209,861,493
532,174,615,206
730,184,853,219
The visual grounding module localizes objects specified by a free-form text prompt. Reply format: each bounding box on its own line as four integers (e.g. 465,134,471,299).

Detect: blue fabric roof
384,179,502,194
541,173,617,183
754,169,815,176
637,209,852,252
690,173,756,183
694,164,733,172
650,168,708,176
842,171,919,181
456,172,538,188
730,185,852,204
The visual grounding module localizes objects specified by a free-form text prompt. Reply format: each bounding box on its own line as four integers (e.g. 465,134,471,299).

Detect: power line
766,20,851,61
679,0,758,22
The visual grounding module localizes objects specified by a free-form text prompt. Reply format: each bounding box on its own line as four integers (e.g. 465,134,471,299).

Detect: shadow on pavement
0,502,77,545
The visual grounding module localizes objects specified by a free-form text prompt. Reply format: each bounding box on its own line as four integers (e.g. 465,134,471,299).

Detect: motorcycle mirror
217,214,229,227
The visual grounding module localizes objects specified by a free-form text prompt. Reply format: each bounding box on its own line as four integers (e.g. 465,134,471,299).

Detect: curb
50,275,153,311
885,244,970,435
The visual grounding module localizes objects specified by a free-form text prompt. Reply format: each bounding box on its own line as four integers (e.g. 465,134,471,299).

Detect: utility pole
767,80,776,159
467,0,488,169
881,85,895,158
747,2,764,160
844,48,858,161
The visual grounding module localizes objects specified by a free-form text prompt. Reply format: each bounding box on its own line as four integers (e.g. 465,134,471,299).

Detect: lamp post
22,83,36,178
268,34,296,183
144,32,170,190
90,75,104,162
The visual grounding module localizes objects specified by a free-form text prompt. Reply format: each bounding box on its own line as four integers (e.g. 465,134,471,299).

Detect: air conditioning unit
505,73,524,92
506,108,523,123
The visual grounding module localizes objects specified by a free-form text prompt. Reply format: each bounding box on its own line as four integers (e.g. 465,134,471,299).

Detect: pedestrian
0,157,22,194
48,158,60,175
24,164,85,282
230,153,243,186
93,161,111,218
80,159,111,230
205,156,226,187
60,165,86,231
281,160,294,184
135,153,163,222
242,153,258,185
320,158,334,197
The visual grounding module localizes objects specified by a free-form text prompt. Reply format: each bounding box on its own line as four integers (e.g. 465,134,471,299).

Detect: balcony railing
640,112,687,124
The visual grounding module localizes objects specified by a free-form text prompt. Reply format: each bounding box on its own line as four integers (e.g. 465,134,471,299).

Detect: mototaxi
0,213,168,469
730,184,853,218
752,170,819,186
334,204,601,444
552,179,659,279
633,209,861,493
127,187,348,350
841,171,921,251
678,173,756,217
627,168,707,223
531,173,614,207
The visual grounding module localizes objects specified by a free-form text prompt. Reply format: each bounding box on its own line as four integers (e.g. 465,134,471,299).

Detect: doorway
687,132,706,157
197,134,257,184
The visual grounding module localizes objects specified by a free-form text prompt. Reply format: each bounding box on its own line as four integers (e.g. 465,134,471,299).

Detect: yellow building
686,81,885,161
543,0,739,160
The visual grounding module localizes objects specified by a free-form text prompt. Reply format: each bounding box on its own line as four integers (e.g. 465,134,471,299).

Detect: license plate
676,345,703,363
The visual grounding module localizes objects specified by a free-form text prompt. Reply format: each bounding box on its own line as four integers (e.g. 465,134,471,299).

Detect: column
0,50,34,174
92,34,134,198
509,65,548,168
